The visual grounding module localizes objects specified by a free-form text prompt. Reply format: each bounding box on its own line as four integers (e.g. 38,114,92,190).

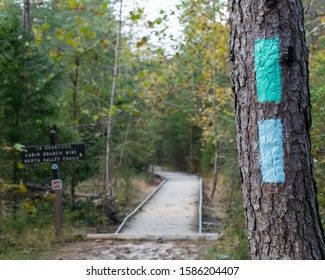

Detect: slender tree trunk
228,0,325,259
72,56,80,129
22,0,31,99
211,0,219,198
105,0,123,195
22,0,31,37
211,137,219,197
69,56,80,204
188,124,194,172
118,117,131,168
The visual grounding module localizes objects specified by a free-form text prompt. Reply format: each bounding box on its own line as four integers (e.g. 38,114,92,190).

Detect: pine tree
228,0,325,259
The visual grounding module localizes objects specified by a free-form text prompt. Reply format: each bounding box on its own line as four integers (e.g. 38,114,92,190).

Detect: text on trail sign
21,143,85,164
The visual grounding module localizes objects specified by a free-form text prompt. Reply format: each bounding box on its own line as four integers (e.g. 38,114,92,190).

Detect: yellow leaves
67,38,79,48
49,49,56,57
23,202,35,210
79,26,96,39
44,193,56,200
319,15,325,24
55,29,64,40
202,128,212,140
23,200,37,215
67,0,85,10
41,23,51,31
72,119,79,125
101,2,108,10
136,37,148,48
101,38,109,49
17,181,28,194
55,23,98,49
76,15,85,25
109,105,117,116
17,161,25,170
49,49,63,59
26,47,33,57
130,8,144,21
33,23,51,46
0,180,27,194
35,34,43,46
55,32,78,48
68,1,77,9
79,26,88,34
86,31,96,39
224,111,233,117
90,9,105,16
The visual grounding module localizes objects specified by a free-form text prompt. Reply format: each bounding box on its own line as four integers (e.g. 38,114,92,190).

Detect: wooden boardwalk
87,168,219,240
118,170,201,236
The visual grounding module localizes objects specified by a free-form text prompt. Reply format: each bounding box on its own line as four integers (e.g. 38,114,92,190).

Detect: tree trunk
228,0,325,259
118,117,131,168
211,0,219,198
188,124,194,172
104,0,123,195
72,56,80,130
22,0,31,37
211,140,219,198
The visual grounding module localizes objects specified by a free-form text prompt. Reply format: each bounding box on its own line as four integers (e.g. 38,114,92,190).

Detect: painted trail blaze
258,119,285,183
255,37,282,103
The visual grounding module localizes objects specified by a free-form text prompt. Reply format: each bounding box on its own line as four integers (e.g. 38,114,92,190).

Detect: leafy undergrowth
0,198,93,259
206,206,250,260
0,173,158,259
202,175,250,260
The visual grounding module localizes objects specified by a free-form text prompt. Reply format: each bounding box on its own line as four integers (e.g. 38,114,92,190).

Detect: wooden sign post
21,131,85,237
49,130,62,237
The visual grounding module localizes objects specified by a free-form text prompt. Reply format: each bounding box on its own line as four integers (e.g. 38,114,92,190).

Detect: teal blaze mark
255,37,282,103
258,119,285,183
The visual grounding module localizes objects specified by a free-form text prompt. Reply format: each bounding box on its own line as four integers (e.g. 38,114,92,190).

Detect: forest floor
44,174,228,260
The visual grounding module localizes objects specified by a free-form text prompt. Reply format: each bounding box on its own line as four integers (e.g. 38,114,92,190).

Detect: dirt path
45,239,215,260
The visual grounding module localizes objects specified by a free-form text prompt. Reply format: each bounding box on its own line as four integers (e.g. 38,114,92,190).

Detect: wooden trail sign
21,143,85,164
22,130,86,237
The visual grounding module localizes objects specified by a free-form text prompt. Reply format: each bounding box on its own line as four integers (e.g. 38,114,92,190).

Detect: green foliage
67,198,107,227
206,183,249,260
0,12,61,145
0,192,106,259
308,18,325,228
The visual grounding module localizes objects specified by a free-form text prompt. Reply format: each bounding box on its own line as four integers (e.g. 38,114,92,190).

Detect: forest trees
228,0,325,259
0,0,324,260
0,6,61,163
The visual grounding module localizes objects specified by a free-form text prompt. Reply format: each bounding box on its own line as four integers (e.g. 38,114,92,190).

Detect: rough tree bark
228,0,325,259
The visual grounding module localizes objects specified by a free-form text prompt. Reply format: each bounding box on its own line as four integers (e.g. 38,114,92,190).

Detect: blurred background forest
0,0,324,259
